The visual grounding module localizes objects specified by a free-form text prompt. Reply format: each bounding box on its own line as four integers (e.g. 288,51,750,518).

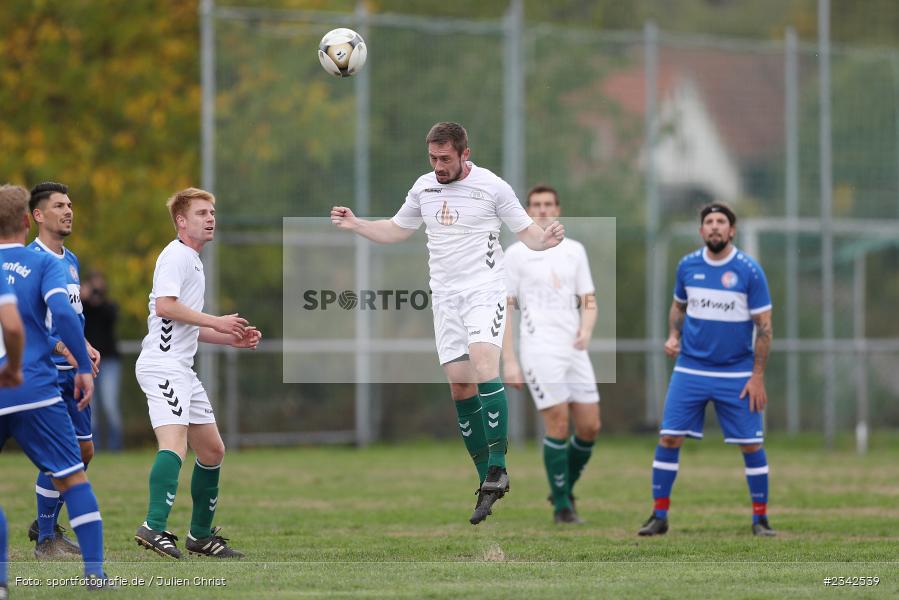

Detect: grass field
1,433,897,598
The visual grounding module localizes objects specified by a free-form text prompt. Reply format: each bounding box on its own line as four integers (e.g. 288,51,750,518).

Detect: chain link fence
109,1,899,448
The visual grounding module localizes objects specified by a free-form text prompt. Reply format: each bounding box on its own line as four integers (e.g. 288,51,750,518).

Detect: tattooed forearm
753,317,773,374
669,301,686,336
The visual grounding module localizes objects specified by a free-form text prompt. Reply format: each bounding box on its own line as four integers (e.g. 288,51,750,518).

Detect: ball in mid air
318,28,367,78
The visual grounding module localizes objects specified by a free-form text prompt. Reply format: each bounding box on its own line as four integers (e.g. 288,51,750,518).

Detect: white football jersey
505,238,595,349
139,239,205,367
391,163,533,295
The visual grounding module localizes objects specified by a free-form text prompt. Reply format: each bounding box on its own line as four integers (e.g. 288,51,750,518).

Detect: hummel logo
486,233,498,269
209,496,218,511
553,474,566,488
459,420,472,437
166,492,175,506
488,411,499,429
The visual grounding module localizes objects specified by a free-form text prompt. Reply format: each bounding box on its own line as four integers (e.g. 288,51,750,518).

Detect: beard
436,164,463,184
705,238,729,253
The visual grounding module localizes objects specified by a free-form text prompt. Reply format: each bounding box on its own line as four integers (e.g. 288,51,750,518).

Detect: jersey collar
32,237,66,259
702,245,737,267
0,243,24,249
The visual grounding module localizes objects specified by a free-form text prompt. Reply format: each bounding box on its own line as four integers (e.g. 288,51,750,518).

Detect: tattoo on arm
669,302,686,334
753,317,773,374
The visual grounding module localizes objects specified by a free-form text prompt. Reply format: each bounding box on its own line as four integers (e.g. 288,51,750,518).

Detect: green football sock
454,395,489,484
544,436,572,511
478,378,508,469
146,450,183,532
189,459,221,539
568,435,595,492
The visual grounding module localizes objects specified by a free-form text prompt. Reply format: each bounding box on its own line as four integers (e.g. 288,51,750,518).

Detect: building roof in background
602,48,787,162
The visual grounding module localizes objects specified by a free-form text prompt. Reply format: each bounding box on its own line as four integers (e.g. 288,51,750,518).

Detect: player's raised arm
515,221,565,251
330,206,416,244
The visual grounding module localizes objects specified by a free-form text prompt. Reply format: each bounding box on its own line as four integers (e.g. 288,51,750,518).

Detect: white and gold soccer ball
318,28,367,78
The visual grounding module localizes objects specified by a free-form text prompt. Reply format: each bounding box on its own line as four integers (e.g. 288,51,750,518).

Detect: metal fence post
644,21,662,426
785,27,801,435
199,0,221,436
354,0,373,447
818,0,836,448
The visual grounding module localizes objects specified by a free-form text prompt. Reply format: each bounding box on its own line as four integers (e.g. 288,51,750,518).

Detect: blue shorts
0,400,85,477
58,369,92,442
660,369,764,444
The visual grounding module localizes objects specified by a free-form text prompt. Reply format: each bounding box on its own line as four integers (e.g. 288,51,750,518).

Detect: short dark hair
29,181,68,214
700,202,736,226
526,184,559,206
425,122,468,155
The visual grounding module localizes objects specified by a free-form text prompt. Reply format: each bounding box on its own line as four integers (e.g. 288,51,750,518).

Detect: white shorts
432,287,508,365
520,346,600,410
135,361,216,428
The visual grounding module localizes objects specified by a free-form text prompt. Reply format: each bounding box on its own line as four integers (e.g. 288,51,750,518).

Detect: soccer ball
318,28,367,78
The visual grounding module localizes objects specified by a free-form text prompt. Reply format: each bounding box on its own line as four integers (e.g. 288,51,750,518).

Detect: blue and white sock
0,505,8,587
743,448,769,523
61,482,103,577
652,445,681,519
35,471,62,543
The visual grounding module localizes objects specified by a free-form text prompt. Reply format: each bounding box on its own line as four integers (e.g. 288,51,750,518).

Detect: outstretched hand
541,221,565,249
331,206,359,231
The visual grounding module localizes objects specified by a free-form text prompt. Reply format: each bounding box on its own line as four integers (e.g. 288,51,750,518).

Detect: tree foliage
0,0,200,337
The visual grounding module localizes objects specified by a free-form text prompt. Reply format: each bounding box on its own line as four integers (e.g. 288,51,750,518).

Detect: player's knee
450,382,478,400
659,435,684,448
740,443,762,453
54,469,88,492
575,419,600,441
544,419,568,439
201,442,226,465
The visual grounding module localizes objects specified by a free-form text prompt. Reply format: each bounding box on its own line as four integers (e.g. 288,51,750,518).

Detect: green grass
1,434,898,598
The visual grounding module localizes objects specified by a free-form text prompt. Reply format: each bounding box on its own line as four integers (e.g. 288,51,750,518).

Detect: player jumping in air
331,122,565,524
638,203,775,537
134,188,261,559
502,185,601,525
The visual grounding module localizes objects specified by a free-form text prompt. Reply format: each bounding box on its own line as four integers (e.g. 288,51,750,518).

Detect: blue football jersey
672,246,772,375
29,239,84,369
0,244,71,413
0,269,18,352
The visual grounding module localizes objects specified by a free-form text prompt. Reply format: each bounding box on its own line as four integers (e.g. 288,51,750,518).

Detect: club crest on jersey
69,265,79,282
435,200,460,226
721,271,739,289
